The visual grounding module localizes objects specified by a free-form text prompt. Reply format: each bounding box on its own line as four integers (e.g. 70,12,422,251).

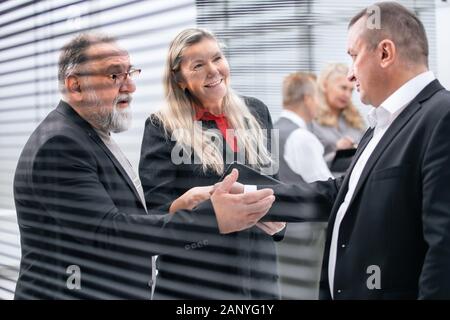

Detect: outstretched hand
211,169,275,234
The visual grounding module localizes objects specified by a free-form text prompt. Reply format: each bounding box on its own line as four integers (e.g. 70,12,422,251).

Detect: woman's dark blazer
139,96,282,299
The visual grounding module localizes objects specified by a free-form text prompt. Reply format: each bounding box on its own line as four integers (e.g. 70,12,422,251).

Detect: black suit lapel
326,127,374,226
55,101,145,209
320,127,374,294
345,103,421,209
322,126,375,267
88,131,145,207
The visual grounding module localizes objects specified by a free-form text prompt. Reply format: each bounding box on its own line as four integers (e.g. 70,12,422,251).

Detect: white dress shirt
95,129,157,299
280,110,333,183
328,71,436,298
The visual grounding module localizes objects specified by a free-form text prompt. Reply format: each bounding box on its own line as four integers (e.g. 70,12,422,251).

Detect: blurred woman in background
310,63,366,167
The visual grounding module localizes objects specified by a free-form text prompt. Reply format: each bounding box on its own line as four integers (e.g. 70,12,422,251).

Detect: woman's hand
256,221,286,236
336,136,355,150
212,181,244,194
169,186,214,213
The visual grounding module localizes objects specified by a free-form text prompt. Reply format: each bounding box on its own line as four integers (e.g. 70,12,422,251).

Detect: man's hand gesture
211,169,275,234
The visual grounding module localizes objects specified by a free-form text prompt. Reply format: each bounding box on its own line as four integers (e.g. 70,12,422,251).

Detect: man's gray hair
282,72,317,108
349,1,429,67
57,33,117,93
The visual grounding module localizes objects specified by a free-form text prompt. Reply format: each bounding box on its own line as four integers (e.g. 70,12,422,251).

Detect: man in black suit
244,2,450,299
12,33,275,299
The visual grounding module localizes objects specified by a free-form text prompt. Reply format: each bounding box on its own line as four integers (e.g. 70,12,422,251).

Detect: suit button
341,244,346,248
337,289,342,294
148,279,154,287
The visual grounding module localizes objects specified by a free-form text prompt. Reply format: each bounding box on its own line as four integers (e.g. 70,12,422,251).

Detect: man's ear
378,39,396,68
65,76,81,92
65,76,83,100
303,95,312,107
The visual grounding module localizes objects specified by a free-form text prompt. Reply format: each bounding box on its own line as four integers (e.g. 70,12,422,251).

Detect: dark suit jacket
264,80,450,299
13,100,220,299
139,96,282,299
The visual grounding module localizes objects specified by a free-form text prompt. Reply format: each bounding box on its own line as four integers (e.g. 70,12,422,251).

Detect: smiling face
177,38,230,111
347,17,385,107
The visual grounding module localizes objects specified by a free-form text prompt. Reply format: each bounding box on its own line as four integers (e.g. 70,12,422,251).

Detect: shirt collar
94,128,111,141
194,106,226,121
279,109,307,129
368,71,435,129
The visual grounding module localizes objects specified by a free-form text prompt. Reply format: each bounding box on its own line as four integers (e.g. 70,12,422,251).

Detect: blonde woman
139,28,285,299
311,63,366,167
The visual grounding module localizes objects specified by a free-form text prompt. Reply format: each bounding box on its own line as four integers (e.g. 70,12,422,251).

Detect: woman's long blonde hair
316,63,364,129
153,28,272,175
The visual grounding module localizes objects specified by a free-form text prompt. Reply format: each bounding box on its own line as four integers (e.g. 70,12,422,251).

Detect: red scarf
194,108,238,152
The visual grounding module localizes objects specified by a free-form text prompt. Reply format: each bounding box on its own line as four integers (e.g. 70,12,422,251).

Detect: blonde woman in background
310,63,366,167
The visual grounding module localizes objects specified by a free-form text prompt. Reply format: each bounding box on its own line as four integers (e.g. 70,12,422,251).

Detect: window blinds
0,0,437,299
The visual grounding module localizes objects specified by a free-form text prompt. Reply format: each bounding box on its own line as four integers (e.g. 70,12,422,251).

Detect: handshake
169,169,285,235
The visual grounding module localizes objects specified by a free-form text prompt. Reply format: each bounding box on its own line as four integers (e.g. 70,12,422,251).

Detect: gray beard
84,92,132,133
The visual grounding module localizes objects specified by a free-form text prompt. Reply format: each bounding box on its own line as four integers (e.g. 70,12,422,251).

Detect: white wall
436,0,450,89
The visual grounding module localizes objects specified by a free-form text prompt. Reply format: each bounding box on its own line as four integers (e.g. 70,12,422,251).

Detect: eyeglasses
107,68,141,84
72,68,141,87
